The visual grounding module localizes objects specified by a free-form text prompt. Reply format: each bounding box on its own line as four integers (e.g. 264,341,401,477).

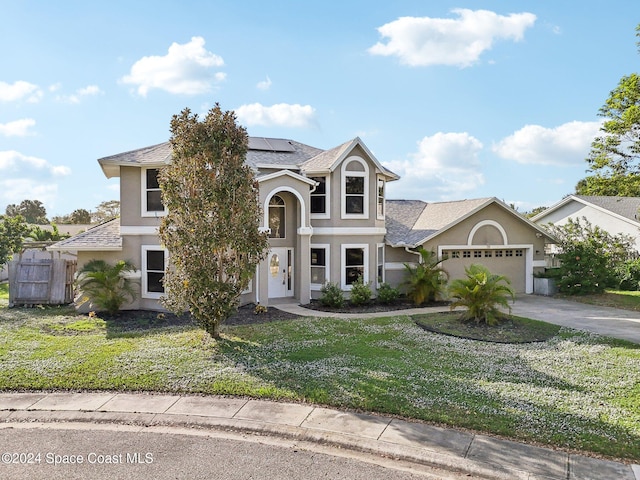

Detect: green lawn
563,289,640,311
0,304,638,462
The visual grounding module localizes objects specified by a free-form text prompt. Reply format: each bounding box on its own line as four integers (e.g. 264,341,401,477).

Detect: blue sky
1,1,638,218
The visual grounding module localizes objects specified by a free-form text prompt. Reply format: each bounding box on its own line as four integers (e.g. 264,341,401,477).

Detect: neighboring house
50,136,551,311
532,195,640,252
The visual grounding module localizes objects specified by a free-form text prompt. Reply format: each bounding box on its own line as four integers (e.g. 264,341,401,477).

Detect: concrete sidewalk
0,392,637,479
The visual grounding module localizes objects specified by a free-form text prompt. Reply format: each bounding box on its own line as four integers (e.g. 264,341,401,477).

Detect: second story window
341,157,369,219
377,177,385,219
310,176,328,216
143,167,165,216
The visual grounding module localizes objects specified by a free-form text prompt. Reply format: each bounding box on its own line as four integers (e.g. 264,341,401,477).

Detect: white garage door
442,248,526,293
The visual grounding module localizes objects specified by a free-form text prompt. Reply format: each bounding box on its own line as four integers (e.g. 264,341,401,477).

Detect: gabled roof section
257,169,318,186
386,197,553,248
533,195,640,226
99,142,172,178
47,219,121,251
300,137,400,180
96,136,399,182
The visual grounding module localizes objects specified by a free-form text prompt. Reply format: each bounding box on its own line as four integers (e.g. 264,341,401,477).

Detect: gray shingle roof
385,198,494,247
47,219,121,251
575,195,640,222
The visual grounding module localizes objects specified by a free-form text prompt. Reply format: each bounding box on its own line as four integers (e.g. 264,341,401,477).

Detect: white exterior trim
341,156,369,219
437,244,534,294
341,243,369,290
263,186,309,231
468,220,508,245
310,174,330,220
310,243,330,291
141,245,168,299
312,227,386,236
141,167,167,218
121,226,159,235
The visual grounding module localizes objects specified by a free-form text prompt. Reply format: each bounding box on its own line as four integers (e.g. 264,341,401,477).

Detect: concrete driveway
512,294,640,344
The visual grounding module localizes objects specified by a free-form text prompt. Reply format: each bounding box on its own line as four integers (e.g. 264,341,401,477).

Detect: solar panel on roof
248,137,295,152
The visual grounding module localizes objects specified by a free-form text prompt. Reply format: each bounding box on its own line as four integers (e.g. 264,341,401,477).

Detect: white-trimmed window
142,167,166,217
341,157,369,219
142,246,167,299
342,244,368,289
377,177,385,219
268,195,286,238
310,244,330,289
310,176,329,218
376,243,385,287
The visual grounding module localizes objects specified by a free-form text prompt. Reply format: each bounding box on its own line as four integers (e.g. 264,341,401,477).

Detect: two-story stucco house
50,136,552,311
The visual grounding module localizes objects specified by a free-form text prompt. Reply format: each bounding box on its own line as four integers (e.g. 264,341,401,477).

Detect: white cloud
0,150,71,176
235,103,317,128
257,76,272,91
387,132,484,199
0,118,36,137
492,121,601,166
0,151,71,212
121,36,225,96
368,9,536,67
0,178,59,210
0,80,43,103
55,84,104,104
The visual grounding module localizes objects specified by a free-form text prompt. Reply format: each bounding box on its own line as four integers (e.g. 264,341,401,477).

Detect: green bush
319,282,345,308
545,217,634,295
614,258,640,291
349,276,372,306
377,282,400,304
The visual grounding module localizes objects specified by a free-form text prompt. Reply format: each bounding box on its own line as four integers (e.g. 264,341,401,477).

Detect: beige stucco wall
386,204,547,294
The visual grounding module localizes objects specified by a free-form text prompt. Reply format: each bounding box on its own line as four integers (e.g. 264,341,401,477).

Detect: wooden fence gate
8,259,77,307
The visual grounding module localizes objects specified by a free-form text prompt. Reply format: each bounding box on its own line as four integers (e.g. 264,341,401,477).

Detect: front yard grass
0,304,638,462
562,289,640,311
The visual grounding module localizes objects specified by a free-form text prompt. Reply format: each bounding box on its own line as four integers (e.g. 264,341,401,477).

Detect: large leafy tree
5,199,48,224
159,104,269,338
0,215,29,265
577,25,640,196
92,200,120,223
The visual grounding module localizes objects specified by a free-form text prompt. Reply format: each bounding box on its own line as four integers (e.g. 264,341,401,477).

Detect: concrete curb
0,392,637,480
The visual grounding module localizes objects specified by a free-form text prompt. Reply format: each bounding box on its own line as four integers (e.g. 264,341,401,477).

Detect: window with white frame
310,245,329,288
310,176,329,217
142,246,167,299
342,244,368,288
268,195,285,238
377,177,385,219
142,167,166,216
341,158,369,218
376,244,385,287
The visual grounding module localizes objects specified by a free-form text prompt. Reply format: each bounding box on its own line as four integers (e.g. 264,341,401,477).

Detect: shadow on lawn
217,319,640,462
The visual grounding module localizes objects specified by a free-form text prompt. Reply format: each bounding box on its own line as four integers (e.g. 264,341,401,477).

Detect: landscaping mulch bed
301,298,448,314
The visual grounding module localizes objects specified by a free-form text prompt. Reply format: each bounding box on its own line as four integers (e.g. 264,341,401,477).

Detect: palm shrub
402,248,449,305
448,264,515,326
76,259,137,315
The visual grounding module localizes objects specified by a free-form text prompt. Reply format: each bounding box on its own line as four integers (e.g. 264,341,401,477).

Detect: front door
268,248,294,298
